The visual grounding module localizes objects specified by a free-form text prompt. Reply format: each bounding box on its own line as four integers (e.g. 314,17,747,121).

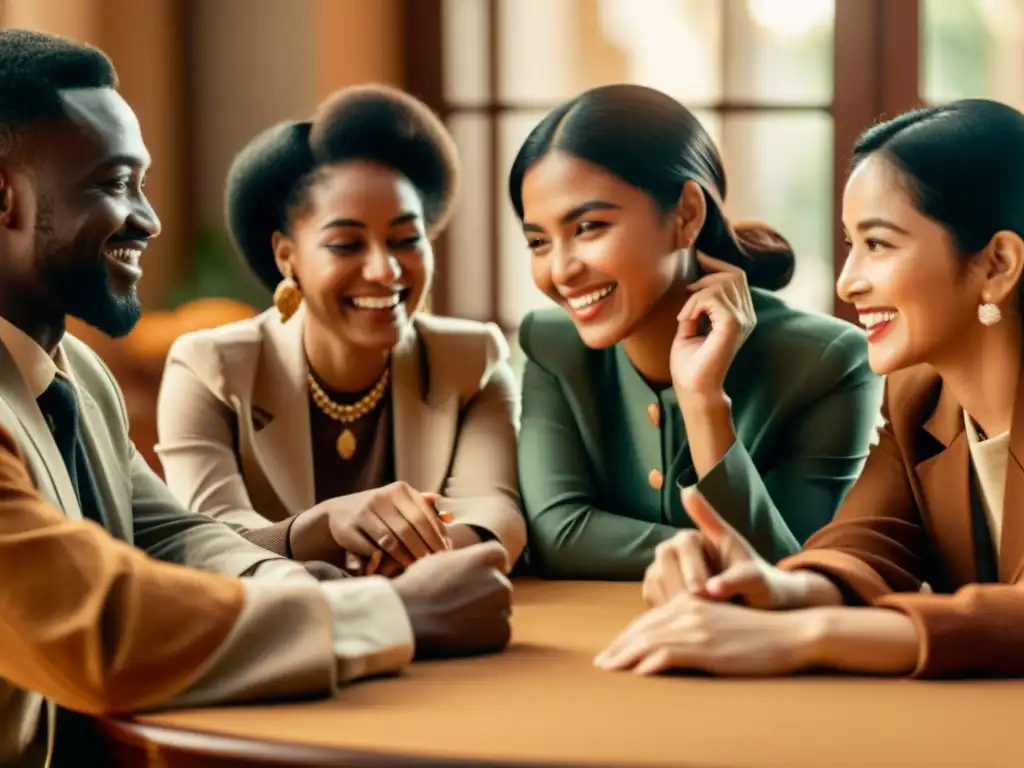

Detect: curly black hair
0,29,117,158
225,84,460,291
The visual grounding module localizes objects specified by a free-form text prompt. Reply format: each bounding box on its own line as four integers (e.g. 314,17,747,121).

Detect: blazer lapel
0,342,82,519
915,381,977,587
999,369,1024,582
391,322,458,494
249,306,315,514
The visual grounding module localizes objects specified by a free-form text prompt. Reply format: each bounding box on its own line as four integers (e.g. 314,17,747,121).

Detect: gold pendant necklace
308,366,390,460
336,429,357,459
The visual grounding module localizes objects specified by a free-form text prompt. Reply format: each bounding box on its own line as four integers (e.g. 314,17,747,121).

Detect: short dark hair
508,84,795,291
0,29,117,157
226,84,460,291
853,99,1024,260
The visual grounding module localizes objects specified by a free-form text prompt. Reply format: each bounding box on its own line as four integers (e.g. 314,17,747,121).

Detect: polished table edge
96,718,724,768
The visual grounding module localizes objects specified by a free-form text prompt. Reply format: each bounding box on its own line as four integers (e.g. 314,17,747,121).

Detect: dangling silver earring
978,302,1002,326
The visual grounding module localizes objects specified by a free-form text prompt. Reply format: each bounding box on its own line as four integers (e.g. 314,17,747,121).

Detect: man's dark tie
37,376,112,763
36,375,104,526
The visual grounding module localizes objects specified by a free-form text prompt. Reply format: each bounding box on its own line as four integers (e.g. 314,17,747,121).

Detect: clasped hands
289,481,485,577
290,482,513,660
596,487,847,677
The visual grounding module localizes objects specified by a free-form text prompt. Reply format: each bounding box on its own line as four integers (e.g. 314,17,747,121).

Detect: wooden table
97,580,1024,767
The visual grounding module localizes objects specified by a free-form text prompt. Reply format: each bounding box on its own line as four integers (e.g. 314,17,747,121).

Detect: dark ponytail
508,84,795,291
695,212,794,291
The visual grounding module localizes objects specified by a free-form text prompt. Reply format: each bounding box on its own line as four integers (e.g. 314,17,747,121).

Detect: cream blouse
964,411,1011,562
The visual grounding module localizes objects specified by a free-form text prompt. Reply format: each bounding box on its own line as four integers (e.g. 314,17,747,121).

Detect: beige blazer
0,329,413,767
156,305,527,562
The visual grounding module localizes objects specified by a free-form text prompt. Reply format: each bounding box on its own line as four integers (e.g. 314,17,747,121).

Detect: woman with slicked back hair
512,84,883,579
155,85,526,596
605,98,1024,680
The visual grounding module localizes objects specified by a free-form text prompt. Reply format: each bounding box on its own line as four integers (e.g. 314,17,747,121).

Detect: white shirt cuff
319,576,415,682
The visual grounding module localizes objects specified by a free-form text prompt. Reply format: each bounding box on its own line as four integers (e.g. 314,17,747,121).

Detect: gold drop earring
273,263,302,323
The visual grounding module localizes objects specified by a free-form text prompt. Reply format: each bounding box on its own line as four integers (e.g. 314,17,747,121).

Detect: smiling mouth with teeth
564,284,617,319
106,247,141,265
567,284,616,309
859,310,897,329
346,290,407,310
858,309,898,341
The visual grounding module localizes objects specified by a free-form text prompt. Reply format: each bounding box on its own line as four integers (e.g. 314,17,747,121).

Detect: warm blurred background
1,0,1021,471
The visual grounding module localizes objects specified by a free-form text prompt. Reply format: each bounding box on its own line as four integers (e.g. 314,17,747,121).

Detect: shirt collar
964,409,1010,446
613,344,678,405
0,314,71,398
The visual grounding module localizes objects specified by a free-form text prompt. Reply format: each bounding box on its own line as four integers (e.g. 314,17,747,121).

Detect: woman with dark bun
600,98,1024,679
156,85,525,575
512,84,882,579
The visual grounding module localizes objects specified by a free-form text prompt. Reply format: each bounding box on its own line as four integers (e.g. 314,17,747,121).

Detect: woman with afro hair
155,85,526,578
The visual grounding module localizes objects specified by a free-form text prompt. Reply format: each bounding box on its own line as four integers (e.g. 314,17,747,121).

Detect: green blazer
517,288,884,579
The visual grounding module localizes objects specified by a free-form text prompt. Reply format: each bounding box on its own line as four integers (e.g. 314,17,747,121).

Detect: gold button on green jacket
517,289,885,579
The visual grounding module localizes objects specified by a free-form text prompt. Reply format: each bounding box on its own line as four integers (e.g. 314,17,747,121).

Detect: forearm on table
780,569,847,609
802,606,919,676
530,506,679,579
170,575,415,711
162,578,337,710
779,544,906,609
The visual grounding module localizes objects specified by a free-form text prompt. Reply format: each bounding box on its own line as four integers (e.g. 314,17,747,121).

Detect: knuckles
378,481,413,502
656,531,702,560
